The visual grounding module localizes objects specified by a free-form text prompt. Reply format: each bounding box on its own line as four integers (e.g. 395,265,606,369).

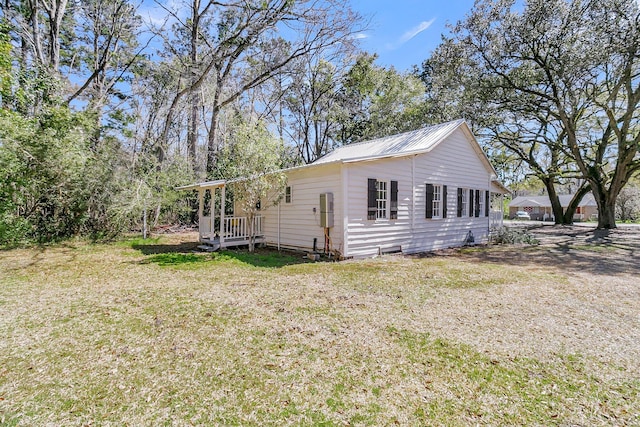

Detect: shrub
490,227,539,245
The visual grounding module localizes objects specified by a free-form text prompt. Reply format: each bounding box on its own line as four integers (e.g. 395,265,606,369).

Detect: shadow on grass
132,241,201,255
133,242,313,269
459,227,640,276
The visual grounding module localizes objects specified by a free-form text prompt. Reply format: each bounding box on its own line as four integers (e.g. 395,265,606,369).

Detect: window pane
376,180,387,219
432,185,442,218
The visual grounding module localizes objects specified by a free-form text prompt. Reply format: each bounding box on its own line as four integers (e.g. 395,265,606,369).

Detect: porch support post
209,189,214,241
198,189,204,241
220,185,226,246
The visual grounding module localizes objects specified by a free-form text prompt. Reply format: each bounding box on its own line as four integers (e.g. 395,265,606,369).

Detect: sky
138,1,478,72
349,0,477,71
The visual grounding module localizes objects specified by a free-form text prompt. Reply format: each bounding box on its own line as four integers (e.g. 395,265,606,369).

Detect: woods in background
1,0,639,245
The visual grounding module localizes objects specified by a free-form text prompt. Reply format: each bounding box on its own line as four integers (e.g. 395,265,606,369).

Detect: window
376,180,387,219
367,178,398,220
426,184,447,219
432,185,441,218
457,188,468,217
285,186,292,203
479,190,485,217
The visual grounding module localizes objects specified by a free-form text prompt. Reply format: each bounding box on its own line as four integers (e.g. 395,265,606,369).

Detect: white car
514,211,531,220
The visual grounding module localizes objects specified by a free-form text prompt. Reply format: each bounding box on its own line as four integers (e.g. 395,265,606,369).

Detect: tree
155,0,362,174
616,181,640,221
424,0,640,228
215,118,286,252
337,53,429,145
281,57,344,163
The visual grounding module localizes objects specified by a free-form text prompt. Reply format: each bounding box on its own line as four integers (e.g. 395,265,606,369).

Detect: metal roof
176,119,510,193
509,193,597,208
313,119,466,165
175,179,227,191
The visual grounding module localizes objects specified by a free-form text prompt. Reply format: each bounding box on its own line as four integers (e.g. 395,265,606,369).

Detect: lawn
1,231,639,426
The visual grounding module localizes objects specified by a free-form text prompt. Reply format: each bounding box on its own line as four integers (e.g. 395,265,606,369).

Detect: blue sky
350,0,476,71
138,1,477,72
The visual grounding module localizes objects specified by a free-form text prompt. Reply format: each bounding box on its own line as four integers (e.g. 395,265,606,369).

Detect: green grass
0,234,638,426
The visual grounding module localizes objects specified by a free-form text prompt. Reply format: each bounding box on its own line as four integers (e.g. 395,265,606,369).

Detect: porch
199,215,264,251
177,179,264,251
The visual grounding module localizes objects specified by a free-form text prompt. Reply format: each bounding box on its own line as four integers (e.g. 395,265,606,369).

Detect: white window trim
479,190,485,217
461,187,469,217
432,184,443,219
285,186,292,204
376,180,389,220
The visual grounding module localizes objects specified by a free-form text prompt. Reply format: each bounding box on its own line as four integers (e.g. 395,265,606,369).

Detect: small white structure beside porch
176,180,264,250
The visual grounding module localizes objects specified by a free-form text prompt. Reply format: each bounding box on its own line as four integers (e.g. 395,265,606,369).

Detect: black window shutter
443,185,448,218
390,180,398,220
469,189,474,217
457,188,463,217
475,189,480,217
425,184,434,219
367,178,377,220
485,190,490,217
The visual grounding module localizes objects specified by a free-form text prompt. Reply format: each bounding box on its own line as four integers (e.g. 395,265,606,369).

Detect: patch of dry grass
1,233,639,425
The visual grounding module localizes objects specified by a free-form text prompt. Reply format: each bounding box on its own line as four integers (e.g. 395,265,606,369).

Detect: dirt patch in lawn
466,224,640,275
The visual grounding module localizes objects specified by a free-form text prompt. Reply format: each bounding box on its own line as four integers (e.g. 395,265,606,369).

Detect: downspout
277,201,281,251
341,163,349,258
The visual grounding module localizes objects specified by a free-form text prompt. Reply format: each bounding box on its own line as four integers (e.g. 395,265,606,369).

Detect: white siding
406,127,492,253
345,127,492,258
345,157,414,258
261,164,344,253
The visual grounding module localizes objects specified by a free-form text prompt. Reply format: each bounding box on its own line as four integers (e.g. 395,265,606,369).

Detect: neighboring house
179,119,509,258
508,194,598,221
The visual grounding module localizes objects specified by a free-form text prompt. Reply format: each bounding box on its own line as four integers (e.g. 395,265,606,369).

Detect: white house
179,119,509,258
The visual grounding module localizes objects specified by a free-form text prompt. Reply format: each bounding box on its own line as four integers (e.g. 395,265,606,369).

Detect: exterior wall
406,127,493,254
345,127,492,258
343,157,415,258
261,164,344,253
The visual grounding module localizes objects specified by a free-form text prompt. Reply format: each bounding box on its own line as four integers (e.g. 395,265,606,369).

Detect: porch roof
175,179,226,191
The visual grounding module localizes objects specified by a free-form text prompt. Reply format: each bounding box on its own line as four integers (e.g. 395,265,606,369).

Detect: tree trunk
562,184,591,224
206,84,222,174
246,212,255,253
592,184,617,229
187,89,199,168
187,0,200,171
541,178,566,224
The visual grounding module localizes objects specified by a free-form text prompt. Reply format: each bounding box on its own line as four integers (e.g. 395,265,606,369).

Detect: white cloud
353,33,369,40
138,0,183,28
398,19,436,45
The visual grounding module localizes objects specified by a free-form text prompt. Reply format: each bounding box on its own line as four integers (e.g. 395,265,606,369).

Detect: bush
490,227,539,245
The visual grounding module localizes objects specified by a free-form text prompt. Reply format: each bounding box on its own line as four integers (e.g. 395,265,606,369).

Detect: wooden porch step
197,244,219,252
198,236,265,251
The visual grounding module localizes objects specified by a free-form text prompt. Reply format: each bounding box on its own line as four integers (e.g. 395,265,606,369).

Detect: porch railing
222,215,263,240
490,210,503,228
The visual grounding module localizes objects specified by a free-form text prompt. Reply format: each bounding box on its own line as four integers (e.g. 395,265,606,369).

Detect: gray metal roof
177,119,511,193
313,119,467,165
509,193,596,208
